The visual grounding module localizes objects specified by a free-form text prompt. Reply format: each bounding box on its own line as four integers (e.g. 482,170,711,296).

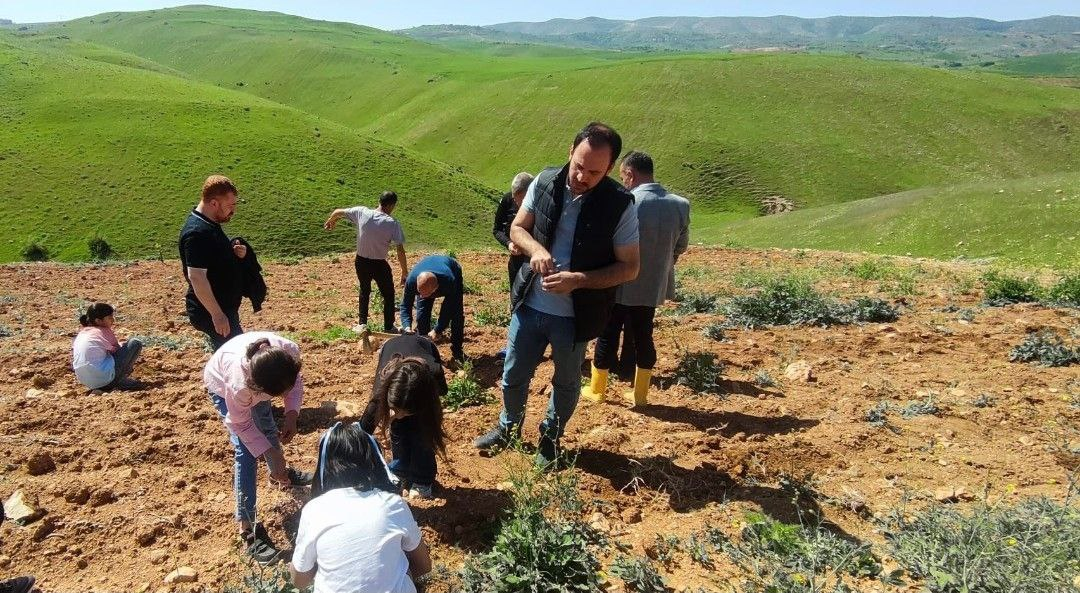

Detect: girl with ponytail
290,422,431,592
203,331,310,565
360,334,447,499
71,302,143,391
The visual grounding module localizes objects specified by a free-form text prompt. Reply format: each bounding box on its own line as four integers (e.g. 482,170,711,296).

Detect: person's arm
406,541,432,580
540,244,640,293
187,268,230,337
510,210,555,276
289,565,316,589
323,208,351,231
395,244,408,287
492,195,511,248
674,202,690,259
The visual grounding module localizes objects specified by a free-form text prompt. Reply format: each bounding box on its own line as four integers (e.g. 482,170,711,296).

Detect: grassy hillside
994,52,1080,78
0,33,496,262
48,7,1080,225
719,173,1080,267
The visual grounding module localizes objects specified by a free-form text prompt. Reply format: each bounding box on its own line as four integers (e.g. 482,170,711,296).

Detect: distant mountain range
401,15,1080,61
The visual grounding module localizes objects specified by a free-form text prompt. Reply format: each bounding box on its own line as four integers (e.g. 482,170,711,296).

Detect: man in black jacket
492,172,533,358
474,122,640,468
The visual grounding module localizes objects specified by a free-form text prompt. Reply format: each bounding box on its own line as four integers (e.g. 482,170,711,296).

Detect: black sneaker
473,425,514,453
534,435,561,471
287,467,313,487
243,524,282,566
0,576,35,593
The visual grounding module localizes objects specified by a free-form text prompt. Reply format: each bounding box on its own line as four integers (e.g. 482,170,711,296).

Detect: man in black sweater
492,172,534,358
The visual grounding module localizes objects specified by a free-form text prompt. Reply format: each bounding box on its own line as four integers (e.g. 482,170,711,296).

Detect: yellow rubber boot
581,364,609,403
625,367,652,407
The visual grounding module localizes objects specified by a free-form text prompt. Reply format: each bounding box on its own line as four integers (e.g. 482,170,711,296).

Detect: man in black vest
474,122,640,468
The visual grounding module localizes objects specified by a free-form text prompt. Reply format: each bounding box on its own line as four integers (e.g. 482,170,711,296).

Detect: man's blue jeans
210,394,279,524
499,306,586,441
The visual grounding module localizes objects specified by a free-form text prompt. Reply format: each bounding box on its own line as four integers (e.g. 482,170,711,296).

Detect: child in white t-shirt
71,302,143,391
290,422,432,593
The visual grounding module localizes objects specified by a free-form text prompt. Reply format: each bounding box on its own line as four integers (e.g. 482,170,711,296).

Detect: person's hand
323,217,337,231
530,248,555,276
232,242,248,259
427,330,443,342
508,241,522,256
403,326,415,334
266,449,289,488
280,412,298,445
540,271,581,294
211,311,231,338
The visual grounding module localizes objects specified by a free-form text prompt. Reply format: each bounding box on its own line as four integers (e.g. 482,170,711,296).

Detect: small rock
3,490,45,525
26,452,56,476
136,582,151,593
620,507,642,524
89,488,117,507
25,388,45,398
31,374,54,389
1018,436,1035,447
0,554,10,568
136,525,164,547
116,467,139,480
588,512,610,533
31,518,56,541
65,487,92,506
149,549,168,565
77,558,88,570
164,567,197,584
933,486,974,503
784,360,814,383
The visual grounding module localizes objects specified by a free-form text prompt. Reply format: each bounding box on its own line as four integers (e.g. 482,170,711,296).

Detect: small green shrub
1046,273,1080,307
301,325,358,344
21,241,50,262
444,361,492,411
88,235,112,261
722,278,898,329
222,560,299,593
460,467,603,593
671,351,724,394
982,271,1041,306
674,290,720,314
884,497,1080,593
865,401,890,427
1009,331,1079,367
609,555,669,593
717,511,884,593
702,322,726,341
474,303,510,327
751,369,776,388
900,392,940,418
0,325,12,338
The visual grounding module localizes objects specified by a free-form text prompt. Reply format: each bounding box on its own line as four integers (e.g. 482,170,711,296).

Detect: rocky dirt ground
0,248,1077,592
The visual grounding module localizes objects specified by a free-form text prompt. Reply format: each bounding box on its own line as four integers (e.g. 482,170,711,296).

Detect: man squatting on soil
474,121,641,468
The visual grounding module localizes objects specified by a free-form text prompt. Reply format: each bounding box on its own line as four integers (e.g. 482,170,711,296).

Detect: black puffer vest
511,164,634,342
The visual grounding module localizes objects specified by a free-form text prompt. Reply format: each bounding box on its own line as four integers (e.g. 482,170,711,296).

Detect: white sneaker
351,323,369,334
408,484,435,500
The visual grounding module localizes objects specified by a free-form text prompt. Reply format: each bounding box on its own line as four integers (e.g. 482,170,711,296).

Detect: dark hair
79,302,114,327
571,122,623,167
379,191,398,207
621,151,654,176
312,423,396,497
244,339,302,395
371,356,446,457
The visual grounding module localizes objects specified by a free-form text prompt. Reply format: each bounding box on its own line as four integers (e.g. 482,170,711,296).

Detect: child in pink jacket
71,303,142,391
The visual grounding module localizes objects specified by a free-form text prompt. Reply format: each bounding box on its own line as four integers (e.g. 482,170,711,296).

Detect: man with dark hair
582,150,690,406
324,191,408,332
400,254,465,363
474,122,640,468
492,172,534,359
179,174,247,351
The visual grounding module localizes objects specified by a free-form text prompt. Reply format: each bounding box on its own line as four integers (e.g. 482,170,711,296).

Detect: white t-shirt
344,206,406,260
292,487,422,593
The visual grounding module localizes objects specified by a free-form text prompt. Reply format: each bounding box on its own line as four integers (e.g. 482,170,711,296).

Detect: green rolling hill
2,6,1078,266
720,173,1080,268
0,32,496,262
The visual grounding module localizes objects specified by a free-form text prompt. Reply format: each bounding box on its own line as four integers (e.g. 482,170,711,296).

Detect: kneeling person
399,254,465,362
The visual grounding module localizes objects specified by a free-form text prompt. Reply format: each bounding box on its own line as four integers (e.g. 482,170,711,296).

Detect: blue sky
2,1,1076,29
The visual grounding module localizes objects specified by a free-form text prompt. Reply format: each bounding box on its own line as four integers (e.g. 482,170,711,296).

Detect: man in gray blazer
582,150,690,406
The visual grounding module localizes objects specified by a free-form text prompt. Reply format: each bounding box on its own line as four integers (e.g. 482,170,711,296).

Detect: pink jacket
203,332,303,458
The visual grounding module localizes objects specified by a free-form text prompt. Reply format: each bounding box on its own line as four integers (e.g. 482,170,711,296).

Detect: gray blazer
616,183,690,307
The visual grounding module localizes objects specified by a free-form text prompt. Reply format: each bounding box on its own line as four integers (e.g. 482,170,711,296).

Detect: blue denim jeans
210,394,280,523
499,306,587,441
388,417,437,487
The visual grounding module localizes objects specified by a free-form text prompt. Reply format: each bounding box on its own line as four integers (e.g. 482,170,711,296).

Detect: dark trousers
190,308,243,352
594,304,657,371
507,256,526,307
355,255,396,332
388,416,437,487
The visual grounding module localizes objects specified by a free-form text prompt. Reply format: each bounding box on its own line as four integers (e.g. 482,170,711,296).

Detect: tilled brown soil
0,248,1077,592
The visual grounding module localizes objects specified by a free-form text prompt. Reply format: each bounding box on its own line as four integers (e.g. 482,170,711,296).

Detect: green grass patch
444,361,492,411
722,277,899,329
1009,330,1079,367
